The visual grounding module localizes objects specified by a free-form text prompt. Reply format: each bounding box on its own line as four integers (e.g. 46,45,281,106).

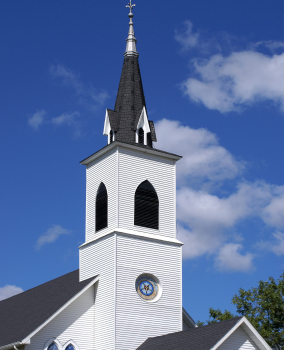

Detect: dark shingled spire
113,56,146,144
105,2,156,146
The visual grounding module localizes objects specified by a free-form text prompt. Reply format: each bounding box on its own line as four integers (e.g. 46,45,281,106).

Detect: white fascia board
79,228,183,249
103,109,110,136
80,141,182,166
210,317,272,350
136,107,150,133
21,275,100,345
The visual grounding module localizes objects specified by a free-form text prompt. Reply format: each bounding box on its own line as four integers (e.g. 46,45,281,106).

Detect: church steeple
125,0,138,57
103,2,157,147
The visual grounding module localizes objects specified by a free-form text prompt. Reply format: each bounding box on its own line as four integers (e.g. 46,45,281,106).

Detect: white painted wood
118,147,176,238
115,234,182,350
26,285,95,350
85,144,177,242
135,107,150,145
85,148,117,242
79,234,115,350
81,142,182,350
218,327,259,350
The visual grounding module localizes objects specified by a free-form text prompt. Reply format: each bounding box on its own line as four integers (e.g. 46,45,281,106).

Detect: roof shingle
0,270,96,348
136,317,242,350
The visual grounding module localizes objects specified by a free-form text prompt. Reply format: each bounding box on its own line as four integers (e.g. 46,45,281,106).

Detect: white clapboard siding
218,327,259,350
118,147,176,239
26,286,95,350
86,148,117,242
115,234,182,350
79,234,115,350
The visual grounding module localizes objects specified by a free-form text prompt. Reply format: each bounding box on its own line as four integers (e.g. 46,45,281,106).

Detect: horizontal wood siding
79,235,115,350
115,234,182,350
26,286,95,350
218,327,258,350
86,148,117,242
118,148,176,239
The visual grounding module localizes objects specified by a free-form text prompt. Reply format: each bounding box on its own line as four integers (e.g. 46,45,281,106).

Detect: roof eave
80,141,182,166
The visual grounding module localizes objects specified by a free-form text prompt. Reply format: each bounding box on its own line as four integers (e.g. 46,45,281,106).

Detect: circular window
135,274,161,301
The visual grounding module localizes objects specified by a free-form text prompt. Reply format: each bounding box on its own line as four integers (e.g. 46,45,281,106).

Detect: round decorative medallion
135,274,160,301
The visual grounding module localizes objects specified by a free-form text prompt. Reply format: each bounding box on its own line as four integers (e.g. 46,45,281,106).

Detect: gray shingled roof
107,56,156,145
136,317,242,350
0,270,96,348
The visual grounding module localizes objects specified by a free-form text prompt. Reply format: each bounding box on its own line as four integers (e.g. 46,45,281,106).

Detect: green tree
197,271,284,350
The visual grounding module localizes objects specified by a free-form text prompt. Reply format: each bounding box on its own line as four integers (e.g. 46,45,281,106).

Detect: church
0,3,272,350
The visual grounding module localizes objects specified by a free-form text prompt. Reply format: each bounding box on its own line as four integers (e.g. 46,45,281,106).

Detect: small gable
218,326,258,350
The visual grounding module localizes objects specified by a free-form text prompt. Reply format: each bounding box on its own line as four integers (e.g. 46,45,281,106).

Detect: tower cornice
80,141,182,166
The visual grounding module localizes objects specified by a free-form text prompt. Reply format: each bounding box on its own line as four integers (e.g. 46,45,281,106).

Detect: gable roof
136,317,242,350
0,270,97,348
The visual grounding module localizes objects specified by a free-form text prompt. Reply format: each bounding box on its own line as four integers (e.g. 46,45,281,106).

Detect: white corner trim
21,275,100,344
210,317,272,350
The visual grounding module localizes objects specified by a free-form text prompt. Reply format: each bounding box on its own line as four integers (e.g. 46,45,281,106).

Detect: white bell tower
79,2,183,349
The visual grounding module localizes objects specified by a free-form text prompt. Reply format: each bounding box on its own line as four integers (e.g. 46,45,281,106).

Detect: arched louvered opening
147,132,152,147
110,130,113,143
134,180,158,229
138,127,144,144
96,182,108,232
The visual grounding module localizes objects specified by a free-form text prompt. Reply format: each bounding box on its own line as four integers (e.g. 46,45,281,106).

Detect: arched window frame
62,340,79,350
134,180,159,230
44,339,62,350
96,182,108,232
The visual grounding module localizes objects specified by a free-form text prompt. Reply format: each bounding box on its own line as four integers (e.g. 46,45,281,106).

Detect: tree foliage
197,271,284,350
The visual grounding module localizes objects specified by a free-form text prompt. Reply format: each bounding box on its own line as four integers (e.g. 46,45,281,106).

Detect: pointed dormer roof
103,2,157,146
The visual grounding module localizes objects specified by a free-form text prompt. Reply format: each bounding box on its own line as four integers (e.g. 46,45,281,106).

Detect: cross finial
126,0,136,15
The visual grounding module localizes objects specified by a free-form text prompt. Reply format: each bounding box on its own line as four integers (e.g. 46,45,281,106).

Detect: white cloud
50,64,108,111
176,182,272,259
174,21,200,50
214,243,255,272
28,110,46,129
262,191,284,229
156,119,244,182
51,111,81,137
36,225,70,250
0,285,23,301
51,112,79,126
257,231,284,256
156,118,284,268
182,50,284,113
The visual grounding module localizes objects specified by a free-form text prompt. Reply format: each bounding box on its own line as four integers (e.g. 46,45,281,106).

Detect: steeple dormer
103,2,157,147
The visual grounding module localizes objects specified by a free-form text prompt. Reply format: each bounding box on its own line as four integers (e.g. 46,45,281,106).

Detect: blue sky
0,0,283,323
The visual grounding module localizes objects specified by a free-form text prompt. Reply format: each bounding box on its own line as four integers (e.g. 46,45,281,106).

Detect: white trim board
211,317,272,350
21,275,100,345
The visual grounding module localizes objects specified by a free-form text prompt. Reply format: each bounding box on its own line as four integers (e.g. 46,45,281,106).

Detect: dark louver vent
134,180,158,229
110,130,113,143
96,182,108,232
138,128,144,144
